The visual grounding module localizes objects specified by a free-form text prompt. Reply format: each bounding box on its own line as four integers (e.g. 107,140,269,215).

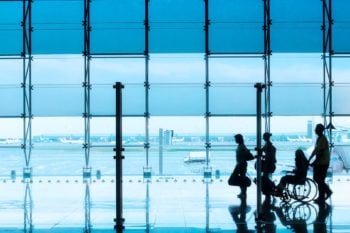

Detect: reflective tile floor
0,175,349,232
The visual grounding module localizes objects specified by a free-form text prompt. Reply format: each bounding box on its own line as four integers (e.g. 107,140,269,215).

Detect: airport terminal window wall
1,53,350,178
1,0,350,179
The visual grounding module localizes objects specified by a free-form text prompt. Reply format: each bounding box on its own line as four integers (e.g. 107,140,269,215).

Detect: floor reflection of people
228,197,254,233
273,202,308,233
258,198,276,233
314,202,331,233
24,182,33,233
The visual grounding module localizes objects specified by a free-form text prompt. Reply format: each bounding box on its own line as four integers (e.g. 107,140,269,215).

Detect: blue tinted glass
91,84,145,116
333,0,350,52
91,58,145,84
150,84,204,115
333,85,350,115
0,2,21,55
271,84,323,115
0,85,22,116
210,84,257,115
33,85,83,116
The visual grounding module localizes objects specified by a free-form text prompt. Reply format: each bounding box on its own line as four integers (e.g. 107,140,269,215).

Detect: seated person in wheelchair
276,149,309,192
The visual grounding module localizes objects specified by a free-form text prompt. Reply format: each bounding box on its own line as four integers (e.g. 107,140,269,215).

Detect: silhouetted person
228,134,254,198
277,149,308,192
261,132,277,201
309,124,332,202
228,198,254,233
314,202,331,233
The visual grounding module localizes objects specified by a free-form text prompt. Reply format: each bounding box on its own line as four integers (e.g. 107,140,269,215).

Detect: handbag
228,171,251,187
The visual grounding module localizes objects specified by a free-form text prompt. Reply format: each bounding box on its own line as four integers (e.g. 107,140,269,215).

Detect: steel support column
83,0,92,176
144,0,151,177
322,0,334,145
113,82,125,231
263,0,272,132
255,83,266,220
204,0,211,176
21,0,33,178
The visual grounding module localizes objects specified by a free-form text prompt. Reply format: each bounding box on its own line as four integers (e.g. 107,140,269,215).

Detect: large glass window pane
0,1,22,55
150,0,204,53
0,118,22,142
0,148,22,178
0,59,22,84
90,117,145,176
91,84,145,116
90,117,145,146
209,0,263,53
32,55,83,85
33,85,83,116
271,0,321,52
209,58,264,83
332,117,350,174
333,0,350,53
150,84,204,116
149,54,204,83
333,117,350,144
333,84,350,115
210,84,257,115
0,85,22,117
90,58,145,84
91,0,145,54
148,116,205,175
90,117,115,147
271,84,323,116
32,1,83,54
271,53,323,83
150,27,204,53
32,117,84,176
210,117,257,144
32,56,84,116
333,58,350,83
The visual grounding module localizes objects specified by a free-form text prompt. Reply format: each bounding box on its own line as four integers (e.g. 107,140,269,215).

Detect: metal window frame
21,0,33,178
322,0,334,148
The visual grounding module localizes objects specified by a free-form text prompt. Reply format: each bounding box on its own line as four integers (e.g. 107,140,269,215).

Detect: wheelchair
275,177,318,203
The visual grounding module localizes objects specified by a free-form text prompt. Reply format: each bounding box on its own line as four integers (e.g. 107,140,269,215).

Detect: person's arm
308,145,317,163
308,151,315,163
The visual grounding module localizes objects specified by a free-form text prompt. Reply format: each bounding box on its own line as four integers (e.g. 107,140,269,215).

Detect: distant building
307,120,313,139
164,130,174,145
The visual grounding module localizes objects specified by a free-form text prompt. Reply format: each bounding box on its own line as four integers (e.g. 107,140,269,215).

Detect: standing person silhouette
261,132,277,201
309,123,332,202
228,134,254,199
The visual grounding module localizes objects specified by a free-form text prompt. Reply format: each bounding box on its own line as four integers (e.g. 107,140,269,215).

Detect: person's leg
239,186,247,198
314,165,327,201
278,175,296,189
319,165,332,199
262,172,274,200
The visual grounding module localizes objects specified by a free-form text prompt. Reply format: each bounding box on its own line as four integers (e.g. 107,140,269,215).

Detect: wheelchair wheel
292,180,312,201
292,202,317,224
279,202,294,222
301,178,318,202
